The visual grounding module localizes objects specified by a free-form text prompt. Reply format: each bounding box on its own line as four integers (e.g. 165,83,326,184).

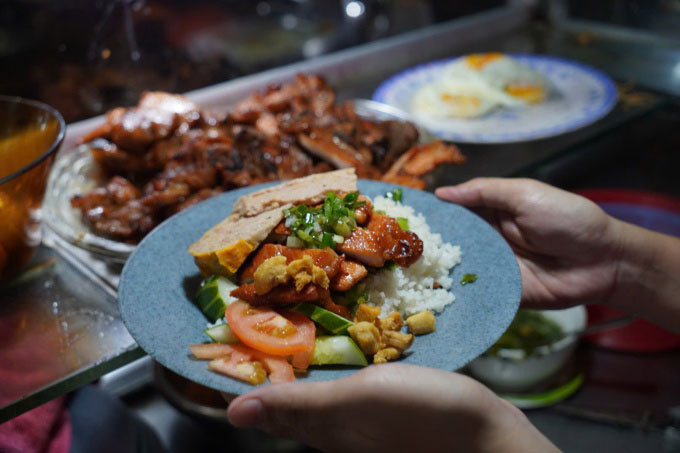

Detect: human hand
436,178,622,310
227,364,557,453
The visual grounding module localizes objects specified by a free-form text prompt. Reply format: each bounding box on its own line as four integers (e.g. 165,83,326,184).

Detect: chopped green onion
333,221,352,237
320,232,334,249
283,191,364,249
286,236,305,248
386,187,403,202
460,273,478,285
396,217,409,231
374,209,386,215
297,229,312,242
343,192,358,205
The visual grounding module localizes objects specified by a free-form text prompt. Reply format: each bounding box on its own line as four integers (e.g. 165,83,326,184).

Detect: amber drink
0,97,65,281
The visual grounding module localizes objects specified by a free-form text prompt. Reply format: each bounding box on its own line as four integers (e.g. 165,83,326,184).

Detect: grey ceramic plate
118,180,521,395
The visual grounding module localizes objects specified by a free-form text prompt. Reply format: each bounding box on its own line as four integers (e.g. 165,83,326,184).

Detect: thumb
435,177,536,214
227,380,345,442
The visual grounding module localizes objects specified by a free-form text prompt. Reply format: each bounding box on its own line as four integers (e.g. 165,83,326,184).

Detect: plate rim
118,179,522,394
372,53,618,144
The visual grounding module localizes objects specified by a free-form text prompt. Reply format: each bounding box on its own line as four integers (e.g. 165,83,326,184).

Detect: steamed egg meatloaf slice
231,168,357,217
189,168,358,277
189,209,285,277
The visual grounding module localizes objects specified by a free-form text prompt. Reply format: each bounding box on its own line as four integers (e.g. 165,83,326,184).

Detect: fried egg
411,53,553,119
411,77,500,119
447,52,552,106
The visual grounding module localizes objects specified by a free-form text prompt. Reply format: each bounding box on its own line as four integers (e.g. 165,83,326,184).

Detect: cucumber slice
195,275,238,322
292,303,353,335
204,323,240,344
311,336,368,366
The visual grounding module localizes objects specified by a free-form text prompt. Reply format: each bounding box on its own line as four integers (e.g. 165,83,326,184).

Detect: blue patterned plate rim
118,180,522,395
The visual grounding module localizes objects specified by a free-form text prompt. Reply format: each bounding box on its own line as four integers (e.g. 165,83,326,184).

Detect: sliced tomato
230,344,295,383
189,343,250,362
281,310,316,370
208,357,267,385
192,342,295,384
262,357,295,383
291,350,313,371
225,301,315,356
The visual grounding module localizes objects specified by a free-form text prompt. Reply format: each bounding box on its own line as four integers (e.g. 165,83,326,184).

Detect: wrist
605,218,680,331
602,217,635,308
482,397,560,453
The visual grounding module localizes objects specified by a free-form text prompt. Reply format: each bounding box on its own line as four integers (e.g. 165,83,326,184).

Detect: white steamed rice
364,196,461,316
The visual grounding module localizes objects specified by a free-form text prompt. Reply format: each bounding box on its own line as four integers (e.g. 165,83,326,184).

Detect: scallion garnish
460,273,478,285
396,217,409,231
385,187,403,203
283,191,363,249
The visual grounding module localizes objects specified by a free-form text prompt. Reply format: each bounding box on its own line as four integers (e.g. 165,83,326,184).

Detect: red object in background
575,188,680,352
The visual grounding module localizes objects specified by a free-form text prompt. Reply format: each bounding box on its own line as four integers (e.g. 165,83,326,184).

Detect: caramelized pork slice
231,283,325,305
367,214,424,267
255,112,280,138
296,74,336,116
402,141,467,176
89,138,154,173
70,176,157,241
297,131,365,168
70,195,156,241
383,140,466,183
274,145,315,180
230,94,264,123
80,92,202,152
169,188,223,214
231,281,352,319
229,74,335,124
272,220,292,236
139,182,191,209
381,174,426,190
354,195,373,226
330,260,369,291
335,228,385,268
239,244,343,283
336,214,424,268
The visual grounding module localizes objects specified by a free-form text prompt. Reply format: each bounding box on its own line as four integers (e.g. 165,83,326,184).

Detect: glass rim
0,95,66,185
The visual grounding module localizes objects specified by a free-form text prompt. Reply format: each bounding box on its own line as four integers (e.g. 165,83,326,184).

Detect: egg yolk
440,93,481,107
505,83,546,103
465,52,504,70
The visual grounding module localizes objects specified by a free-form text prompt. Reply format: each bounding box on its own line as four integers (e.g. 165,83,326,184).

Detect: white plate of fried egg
373,53,617,144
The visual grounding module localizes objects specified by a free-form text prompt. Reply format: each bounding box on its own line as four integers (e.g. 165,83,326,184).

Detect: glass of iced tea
0,96,65,281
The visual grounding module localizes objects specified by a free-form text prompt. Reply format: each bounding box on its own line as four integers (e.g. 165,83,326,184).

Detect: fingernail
228,398,265,428
435,186,457,199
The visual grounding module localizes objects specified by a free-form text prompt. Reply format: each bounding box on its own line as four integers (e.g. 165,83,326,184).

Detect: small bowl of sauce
0,96,65,281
